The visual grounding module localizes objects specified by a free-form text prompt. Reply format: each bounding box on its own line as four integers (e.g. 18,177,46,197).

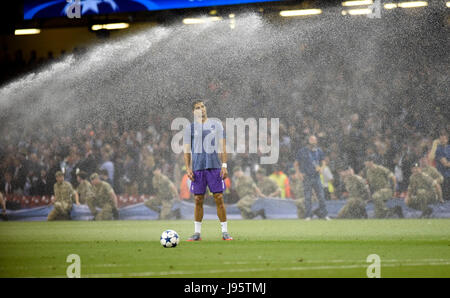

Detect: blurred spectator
269,164,290,199
179,167,192,201
1,172,16,196
320,157,335,200
433,130,449,200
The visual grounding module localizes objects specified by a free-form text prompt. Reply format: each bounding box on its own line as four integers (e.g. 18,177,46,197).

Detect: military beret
55,171,64,177
90,173,99,181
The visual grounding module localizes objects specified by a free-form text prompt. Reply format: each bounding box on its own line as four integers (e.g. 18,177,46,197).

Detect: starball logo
171,117,280,165
65,0,119,19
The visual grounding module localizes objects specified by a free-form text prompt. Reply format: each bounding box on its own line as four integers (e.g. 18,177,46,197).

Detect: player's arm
219,138,228,179
183,143,194,181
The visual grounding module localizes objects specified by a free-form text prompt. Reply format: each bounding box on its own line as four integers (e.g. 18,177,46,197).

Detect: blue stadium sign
24,0,282,20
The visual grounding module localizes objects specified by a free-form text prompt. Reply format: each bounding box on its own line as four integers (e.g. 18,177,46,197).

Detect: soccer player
184,100,232,241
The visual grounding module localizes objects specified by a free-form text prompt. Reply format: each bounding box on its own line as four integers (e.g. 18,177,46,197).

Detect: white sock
220,222,228,233
194,221,202,234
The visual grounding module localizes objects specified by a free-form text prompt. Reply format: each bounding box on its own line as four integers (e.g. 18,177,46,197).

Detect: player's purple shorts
190,169,225,195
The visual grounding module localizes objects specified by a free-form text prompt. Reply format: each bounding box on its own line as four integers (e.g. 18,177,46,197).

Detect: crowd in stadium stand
0,75,448,207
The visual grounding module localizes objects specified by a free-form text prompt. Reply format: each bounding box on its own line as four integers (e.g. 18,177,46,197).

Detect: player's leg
213,192,232,240
213,192,226,222
186,194,204,241
187,170,213,241
194,194,205,222
206,169,232,240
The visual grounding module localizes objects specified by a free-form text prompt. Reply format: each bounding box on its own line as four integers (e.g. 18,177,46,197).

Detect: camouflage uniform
258,177,281,197
235,175,259,219
76,180,95,205
90,181,116,220
407,172,438,214
337,174,369,219
422,166,444,185
48,181,75,221
0,192,7,221
290,176,306,219
144,173,177,219
365,164,395,218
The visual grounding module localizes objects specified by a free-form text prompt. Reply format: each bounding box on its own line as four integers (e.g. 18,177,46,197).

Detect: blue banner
3,199,450,221
24,0,282,20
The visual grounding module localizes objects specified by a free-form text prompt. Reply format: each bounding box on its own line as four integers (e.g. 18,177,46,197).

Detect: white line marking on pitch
51,260,450,278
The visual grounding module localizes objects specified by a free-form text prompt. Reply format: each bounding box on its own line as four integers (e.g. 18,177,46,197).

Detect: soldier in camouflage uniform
421,157,444,186
144,166,181,220
337,166,369,219
0,192,7,220
288,168,306,219
256,168,281,198
406,163,443,218
234,167,266,219
89,173,119,220
363,158,403,218
75,171,94,205
48,171,76,221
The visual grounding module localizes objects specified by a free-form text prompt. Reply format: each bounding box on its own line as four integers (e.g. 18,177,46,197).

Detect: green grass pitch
1,219,450,278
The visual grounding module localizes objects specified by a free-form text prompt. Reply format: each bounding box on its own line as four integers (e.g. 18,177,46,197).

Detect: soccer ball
160,230,180,248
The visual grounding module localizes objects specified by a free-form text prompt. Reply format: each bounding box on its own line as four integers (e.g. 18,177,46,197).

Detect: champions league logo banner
23,0,282,20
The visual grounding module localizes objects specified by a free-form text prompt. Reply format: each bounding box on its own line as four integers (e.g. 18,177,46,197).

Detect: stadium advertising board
24,0,283,20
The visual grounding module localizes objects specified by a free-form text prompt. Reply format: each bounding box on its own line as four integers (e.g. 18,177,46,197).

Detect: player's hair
192,100,204,110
